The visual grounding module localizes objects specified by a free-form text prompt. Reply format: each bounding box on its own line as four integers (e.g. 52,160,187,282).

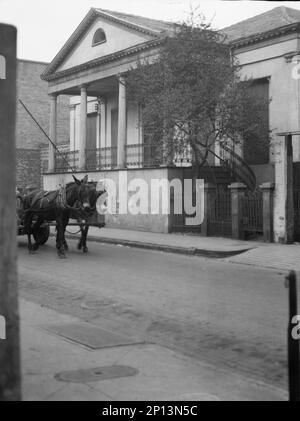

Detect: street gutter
59,233,253,259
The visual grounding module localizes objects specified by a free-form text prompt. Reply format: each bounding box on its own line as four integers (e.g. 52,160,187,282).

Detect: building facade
41,6,300,241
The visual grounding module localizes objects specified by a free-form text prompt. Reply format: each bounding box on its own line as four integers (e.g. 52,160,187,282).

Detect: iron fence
126,143,164,168
242,190,263,234
55,150,79,172
86,147,118,171
208,187,232,237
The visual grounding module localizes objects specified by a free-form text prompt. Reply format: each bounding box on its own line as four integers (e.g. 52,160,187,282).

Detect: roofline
42,38,165,82
227,21,300,49
95,8,170,34
18,58,49,66
41,8,164,80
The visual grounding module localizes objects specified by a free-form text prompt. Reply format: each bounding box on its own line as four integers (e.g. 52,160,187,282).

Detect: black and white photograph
1,0,300,404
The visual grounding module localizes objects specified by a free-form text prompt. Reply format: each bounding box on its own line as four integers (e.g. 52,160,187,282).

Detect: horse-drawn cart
16,193,51,245
16,191,105,247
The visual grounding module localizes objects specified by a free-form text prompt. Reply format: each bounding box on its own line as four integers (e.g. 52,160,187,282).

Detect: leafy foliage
126,14,270,171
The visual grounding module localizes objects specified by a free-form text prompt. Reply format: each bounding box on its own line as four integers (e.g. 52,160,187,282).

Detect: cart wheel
33,226,50,245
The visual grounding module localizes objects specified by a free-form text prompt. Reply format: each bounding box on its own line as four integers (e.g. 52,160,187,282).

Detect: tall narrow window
0,55,6,79
92,28,106,46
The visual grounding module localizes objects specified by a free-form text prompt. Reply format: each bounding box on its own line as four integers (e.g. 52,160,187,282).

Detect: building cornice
229,22,300,50
42,38,165,82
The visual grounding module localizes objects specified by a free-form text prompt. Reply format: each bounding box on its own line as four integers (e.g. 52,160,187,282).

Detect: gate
208,186,232,237
242,190,263,237
170,181,202,233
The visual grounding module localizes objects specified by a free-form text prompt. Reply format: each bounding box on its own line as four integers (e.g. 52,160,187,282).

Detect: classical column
117,76,127,168
48,93,57,172
99,97,106,148
79,85,88,170
69,104,76,152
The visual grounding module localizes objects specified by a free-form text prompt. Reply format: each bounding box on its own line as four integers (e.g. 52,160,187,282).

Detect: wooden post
260,182,275,242
0,24,21,401
285,271,300,401
229,182,246,240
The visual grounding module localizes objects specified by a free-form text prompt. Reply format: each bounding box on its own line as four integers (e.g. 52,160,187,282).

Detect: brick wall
16,59,69,149
16,149,41,190
16,59,70,189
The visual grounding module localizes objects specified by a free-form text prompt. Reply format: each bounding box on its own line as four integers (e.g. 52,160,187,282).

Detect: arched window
92,28,106,46
0,55,6,79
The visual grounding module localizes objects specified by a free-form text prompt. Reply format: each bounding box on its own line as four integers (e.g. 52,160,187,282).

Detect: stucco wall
236,36,300,162
43,167,181,233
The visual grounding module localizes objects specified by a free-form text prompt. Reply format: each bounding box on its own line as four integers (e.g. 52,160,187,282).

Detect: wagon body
16,195,105,246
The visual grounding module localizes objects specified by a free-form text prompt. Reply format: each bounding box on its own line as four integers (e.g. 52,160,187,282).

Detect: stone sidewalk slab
21,299,287,401
226,243,300,272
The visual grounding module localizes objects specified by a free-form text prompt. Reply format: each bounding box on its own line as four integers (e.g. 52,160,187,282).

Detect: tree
126,12,270,178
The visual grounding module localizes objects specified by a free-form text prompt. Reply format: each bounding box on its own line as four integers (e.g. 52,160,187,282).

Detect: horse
67,181,107,254
21,175,92,258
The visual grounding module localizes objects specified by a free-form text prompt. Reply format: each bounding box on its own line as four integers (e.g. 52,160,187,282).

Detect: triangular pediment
57,16,153,72
42,8,172,79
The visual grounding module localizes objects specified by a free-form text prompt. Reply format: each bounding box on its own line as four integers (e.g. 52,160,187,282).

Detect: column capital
49,93,58,99
80,84,88,91
284,51,300,63
117,74,126,85
97,96,106,106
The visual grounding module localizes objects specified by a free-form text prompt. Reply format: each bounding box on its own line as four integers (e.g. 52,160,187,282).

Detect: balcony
42,143,194,173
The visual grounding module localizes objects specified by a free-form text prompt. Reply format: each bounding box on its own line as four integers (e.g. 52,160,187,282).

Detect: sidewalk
63,226,258,257
21,299,287,401
63,226,300,271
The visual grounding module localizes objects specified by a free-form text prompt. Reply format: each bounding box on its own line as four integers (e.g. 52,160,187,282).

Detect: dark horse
22,175,93,258
68,180,107,254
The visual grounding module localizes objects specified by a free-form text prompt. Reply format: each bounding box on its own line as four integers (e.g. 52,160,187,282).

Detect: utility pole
0,23,21,401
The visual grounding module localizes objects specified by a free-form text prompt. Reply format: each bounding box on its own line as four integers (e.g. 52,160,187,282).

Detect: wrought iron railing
173,146,194,166
41,144,78,173
86,147,118,171
55,149,79,172
126,143,164,168
219,143,256,191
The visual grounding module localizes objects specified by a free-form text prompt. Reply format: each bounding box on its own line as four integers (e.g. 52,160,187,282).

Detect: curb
61,233,253,259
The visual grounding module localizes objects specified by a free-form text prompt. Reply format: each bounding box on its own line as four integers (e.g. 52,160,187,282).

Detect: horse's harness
28,185,69,211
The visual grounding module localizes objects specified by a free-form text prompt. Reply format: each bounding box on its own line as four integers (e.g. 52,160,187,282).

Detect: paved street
17,236,298,396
